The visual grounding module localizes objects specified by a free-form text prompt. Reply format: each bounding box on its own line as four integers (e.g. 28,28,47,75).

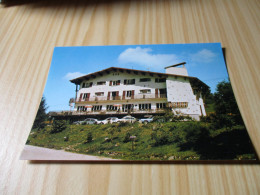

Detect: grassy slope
27,122,198,160
27,121,256,161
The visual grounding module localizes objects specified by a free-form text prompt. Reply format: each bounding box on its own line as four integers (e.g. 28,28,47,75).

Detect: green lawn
27,121,256,161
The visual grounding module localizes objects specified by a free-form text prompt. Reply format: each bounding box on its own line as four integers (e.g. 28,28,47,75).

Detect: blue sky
44,43,228,111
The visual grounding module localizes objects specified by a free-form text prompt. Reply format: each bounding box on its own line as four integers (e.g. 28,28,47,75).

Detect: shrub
87,132,93,143
212,114,234,130
153,115,166,123
123,132,131,143
64,136,69,142
200,113,215,123
184,123,209,144
118,122,130,127
151,129,170,146
163,109,175,121
50,120,67,134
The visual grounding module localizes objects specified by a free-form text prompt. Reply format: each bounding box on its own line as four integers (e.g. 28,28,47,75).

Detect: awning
85,105,93,108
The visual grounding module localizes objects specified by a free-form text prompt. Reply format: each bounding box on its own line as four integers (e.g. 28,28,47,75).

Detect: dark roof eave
69,67,207,87
164,62,186,69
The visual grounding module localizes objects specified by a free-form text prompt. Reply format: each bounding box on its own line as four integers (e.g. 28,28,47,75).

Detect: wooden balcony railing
76,93,167,102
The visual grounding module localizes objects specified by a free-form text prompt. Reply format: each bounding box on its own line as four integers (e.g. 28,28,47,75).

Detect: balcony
76,93,167,103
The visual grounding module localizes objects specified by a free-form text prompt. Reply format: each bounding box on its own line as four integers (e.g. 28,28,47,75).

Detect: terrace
49,108,167,117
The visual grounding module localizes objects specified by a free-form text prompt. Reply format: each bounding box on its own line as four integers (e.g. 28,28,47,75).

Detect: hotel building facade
70,62,208,120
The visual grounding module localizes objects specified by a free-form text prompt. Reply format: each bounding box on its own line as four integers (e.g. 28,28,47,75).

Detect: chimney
164,62,188,76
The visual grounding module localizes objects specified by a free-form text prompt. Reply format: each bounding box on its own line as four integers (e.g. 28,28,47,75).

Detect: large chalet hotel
70,62,208,120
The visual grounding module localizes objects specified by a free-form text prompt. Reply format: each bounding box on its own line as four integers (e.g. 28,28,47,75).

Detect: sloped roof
69,66,208,89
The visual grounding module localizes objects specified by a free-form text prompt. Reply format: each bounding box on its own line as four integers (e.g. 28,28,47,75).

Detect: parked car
119,115,137,123
139,115,154,124
99,117,120,124
73,118,99,125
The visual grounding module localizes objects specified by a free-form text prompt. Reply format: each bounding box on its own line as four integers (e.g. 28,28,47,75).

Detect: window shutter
131,90,135,99
155,88,159,98
107,92,110,100
116,91,119,98
122,91,126,100
86,93,90,101
109,81,112,86
79,94,83,102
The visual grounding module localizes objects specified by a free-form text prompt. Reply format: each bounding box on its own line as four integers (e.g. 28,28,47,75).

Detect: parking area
73,115,154,125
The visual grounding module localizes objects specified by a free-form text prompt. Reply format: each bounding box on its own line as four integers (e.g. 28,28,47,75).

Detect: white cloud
63,72,86,80
118,47,180,70
190,49,217,63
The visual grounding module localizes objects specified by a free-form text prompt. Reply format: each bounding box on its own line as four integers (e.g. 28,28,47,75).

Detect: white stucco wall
73,70,206,120
77,71,167,101
166,76,205,118
165,67,188,76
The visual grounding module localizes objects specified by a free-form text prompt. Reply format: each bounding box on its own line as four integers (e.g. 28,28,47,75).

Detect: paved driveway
20,145,116,161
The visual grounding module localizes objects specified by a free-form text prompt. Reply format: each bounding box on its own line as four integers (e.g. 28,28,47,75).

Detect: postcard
20,43,258,161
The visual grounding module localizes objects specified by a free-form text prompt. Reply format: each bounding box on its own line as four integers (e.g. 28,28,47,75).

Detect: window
77,106,87,112
139,103,151,110
106,105,118,111
82,82,93,88
172,102,188,108
156,103,167,109
95,92,104,96
83,93,90,100
155,78,166,83
91,105,102,111
126,91,132,97
140,78,151,82
159,88,167,98
124,79,135,85
97,81,106,85
110,80,120,86
122,104,134,112
140,89,151,94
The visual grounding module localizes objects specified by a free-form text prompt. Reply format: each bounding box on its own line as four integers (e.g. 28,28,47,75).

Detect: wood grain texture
0,0,260,194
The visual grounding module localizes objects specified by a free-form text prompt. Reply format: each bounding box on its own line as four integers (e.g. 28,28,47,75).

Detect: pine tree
32,96,48,130
214,81,243,126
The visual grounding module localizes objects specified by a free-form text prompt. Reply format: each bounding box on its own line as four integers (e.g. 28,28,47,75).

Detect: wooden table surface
0,0,260,194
